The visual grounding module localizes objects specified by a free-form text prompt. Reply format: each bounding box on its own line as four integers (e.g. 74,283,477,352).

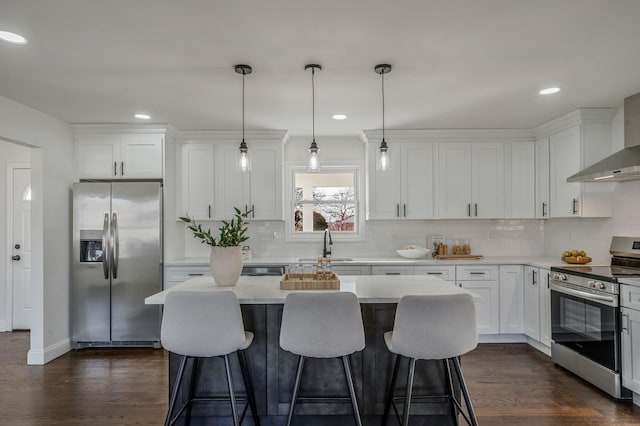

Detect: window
293,171,357,234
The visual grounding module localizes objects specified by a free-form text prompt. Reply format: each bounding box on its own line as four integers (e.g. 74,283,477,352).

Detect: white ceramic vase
209,246,243,287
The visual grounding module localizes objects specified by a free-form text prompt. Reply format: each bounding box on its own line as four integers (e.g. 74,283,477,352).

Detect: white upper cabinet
535,137,550,218
439,143,504,218
368,142,435,219
508,142,535,219
216,141,283,220
180,143,215,220
178,131,285,222
75,128,165,180
537,109,616,218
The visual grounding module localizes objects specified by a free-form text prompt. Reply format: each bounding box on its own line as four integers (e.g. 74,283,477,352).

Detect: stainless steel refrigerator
72,182,162,348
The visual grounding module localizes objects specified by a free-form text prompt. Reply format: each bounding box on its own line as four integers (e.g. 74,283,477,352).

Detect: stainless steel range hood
567,92,640,182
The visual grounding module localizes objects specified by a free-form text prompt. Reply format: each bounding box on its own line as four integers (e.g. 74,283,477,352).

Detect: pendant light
305,64,322,171
375,64,392,171
235,64,252,172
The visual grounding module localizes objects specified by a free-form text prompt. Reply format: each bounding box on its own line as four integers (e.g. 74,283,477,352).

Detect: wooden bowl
561,256,592,264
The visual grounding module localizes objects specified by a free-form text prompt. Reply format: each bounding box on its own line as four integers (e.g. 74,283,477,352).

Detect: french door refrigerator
72,182,162,348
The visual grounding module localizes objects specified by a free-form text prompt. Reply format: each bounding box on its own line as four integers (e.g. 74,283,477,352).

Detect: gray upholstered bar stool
382,293,479,426
161,290,260,426
280,292,366,426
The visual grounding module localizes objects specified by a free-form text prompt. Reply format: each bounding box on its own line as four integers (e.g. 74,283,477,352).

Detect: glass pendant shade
377,140,391,171
237,139,251,172
307,140,320,171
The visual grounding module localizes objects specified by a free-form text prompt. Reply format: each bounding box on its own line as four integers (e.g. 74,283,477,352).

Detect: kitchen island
146,275,476,426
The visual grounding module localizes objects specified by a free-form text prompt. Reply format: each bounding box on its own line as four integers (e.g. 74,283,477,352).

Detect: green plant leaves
179,207,253,247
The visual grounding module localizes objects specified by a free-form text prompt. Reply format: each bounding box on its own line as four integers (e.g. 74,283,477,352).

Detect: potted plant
180,207,252,287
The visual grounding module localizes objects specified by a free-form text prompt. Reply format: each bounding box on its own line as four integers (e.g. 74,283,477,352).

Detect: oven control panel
551,272,617,295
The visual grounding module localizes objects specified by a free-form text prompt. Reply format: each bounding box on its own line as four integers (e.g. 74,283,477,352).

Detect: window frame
285,163,365,242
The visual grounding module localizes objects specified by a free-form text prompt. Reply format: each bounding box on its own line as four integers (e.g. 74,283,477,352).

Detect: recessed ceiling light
0,30,27,44
332,114,347,120
134,113,151,120
539,87,561,95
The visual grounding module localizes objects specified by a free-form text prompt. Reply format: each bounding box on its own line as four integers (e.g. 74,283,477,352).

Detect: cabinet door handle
427,272,443,275
572,198,578,215
121,161,124,176
467,203,471,217
533,270,537,285
475,203,478,217
252,204,255,218
403,204,407,217
385,272,402,275
622,313,629,334
542,202,547,217
470,272,486,275
188,273,204,277
208,205,211,219
396,204,400,217
114,161,117,176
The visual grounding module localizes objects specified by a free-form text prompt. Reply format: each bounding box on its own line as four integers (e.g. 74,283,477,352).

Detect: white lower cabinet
621,284,640,393
164,266,211,289
414,265,456,283
499,265,524,334
523,266,551,347
371,265,413,275
457,265,499,334
332,265,370,276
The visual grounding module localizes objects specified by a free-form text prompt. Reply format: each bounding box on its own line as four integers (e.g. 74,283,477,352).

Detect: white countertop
165,256,567,270
145,275,477,305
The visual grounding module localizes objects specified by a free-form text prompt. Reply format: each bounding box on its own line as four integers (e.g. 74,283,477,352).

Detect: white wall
0,142,31,330
0,96,74,364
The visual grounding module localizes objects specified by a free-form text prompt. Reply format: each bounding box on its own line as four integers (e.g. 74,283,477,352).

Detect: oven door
550,282,619,371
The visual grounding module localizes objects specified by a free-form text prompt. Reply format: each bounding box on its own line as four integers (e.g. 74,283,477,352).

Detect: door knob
12,255,21,261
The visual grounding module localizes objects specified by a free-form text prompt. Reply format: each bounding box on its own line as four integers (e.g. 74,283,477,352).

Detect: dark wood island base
167,304,460,425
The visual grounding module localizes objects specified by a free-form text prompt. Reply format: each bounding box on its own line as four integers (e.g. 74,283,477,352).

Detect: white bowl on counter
395,245,430,259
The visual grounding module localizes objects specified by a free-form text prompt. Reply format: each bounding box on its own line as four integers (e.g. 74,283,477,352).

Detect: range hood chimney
567,92,640,182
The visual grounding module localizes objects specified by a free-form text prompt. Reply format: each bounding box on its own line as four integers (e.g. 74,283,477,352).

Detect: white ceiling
1,0,640,136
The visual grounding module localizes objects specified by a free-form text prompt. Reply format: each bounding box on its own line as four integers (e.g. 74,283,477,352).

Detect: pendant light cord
382,70,385,141
312,67,315,142
242,70,245,141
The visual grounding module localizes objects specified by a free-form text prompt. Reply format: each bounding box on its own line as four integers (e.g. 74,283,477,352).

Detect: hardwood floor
1,332,640,425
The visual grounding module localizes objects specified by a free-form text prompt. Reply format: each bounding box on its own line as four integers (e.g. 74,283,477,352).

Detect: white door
250,142,283,220
535,137,550,218
472,143,505,218
181,143,215,220
549,125,581,217
438,143,472,218
523,266,540,340
401,143,435,219
11,167,31,330
120,134,163,179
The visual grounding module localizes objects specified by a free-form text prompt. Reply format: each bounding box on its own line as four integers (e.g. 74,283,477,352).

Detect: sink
298,257,354,262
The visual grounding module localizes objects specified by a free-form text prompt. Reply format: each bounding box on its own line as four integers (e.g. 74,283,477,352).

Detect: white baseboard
479,334,527,344
0,320,7,332
526,337,552,357
27,337,71,365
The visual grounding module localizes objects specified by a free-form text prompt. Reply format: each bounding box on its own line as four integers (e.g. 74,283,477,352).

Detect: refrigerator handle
111,212,119,279
102,213,110,279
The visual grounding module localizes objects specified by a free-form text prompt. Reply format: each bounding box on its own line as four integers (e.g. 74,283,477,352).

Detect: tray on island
435,255,484,260
280,273,340,290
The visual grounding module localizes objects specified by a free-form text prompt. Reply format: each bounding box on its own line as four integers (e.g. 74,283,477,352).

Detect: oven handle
550,282,617,307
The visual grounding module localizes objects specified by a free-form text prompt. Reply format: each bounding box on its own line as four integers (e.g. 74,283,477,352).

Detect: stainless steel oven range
550,236,640,399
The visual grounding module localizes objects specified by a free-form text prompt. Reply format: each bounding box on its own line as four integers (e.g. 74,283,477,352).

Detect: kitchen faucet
323,229,333,258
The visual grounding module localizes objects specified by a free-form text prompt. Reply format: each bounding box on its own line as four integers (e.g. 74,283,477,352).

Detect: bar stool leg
444,359,459,426
184,357,200,426
224,354,240,426
341,355,363,426
165,355,188,426
452,357,478,426
402,358,416,426
286,355,305,426
381,354,401,426
238,350,261,426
